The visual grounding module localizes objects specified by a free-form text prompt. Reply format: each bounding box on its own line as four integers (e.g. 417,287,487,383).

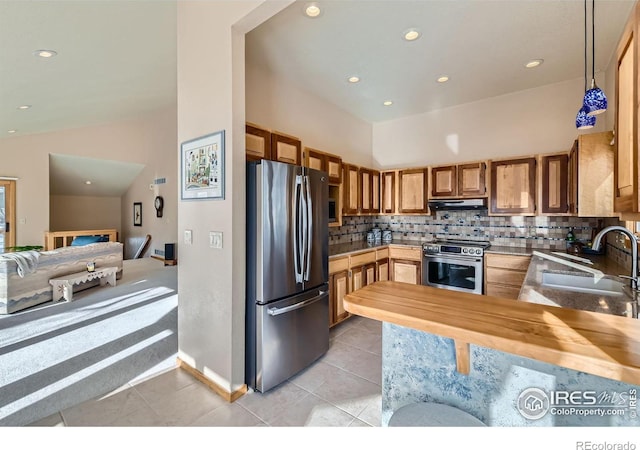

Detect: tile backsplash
329,212,608,251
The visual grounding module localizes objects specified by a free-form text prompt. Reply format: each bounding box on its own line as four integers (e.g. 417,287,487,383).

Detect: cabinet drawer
329,256,349,273
350,251,376,267
388,246,422,261
376,247,389,259
486,283,521,300
485,253,531,271
485,267,527,286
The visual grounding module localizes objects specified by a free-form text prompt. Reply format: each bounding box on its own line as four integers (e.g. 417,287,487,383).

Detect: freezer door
251,160,304,303
252,284,329,393
302,167,329,291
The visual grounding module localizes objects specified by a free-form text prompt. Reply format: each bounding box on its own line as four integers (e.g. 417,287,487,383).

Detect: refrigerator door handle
294,174,304,284
267,291,328,316
304,175,313,281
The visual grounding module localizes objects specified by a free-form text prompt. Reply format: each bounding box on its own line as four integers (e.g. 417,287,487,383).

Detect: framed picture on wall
180,130,225,200
133,202,142,226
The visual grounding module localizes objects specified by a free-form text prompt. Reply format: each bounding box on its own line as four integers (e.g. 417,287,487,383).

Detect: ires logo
517,388,636,420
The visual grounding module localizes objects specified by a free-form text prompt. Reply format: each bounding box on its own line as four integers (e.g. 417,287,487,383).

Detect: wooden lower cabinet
484,253,531,300
329,256,350,327
377,258,389,281
388,245,422,285
390,259,421,285
352,262,376,291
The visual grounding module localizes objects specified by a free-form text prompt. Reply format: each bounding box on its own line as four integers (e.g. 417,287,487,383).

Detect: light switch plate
184,229,192,245
210,231,223,249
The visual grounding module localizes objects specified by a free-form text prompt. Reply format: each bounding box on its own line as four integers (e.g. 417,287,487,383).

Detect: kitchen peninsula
344,281,640,426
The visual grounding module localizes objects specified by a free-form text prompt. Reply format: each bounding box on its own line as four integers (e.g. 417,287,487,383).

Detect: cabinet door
245,124,271,161
305,147,325,172
360,168,372,214
326,154,342,185
540,154,569,214
398,168,428,213
271,132,301,165
390,259,421,285
568,141,578,214
377,258,389,281
381,171,396,214
431,166,457,197
490,158,536,215
458,162,486,197
343,164,360,215
364,262,376,286
614,11,638,213
371,170,380,213
351,265,365,291
330,269,350,326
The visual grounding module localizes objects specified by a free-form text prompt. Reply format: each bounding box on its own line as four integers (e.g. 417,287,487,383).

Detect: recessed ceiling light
403,28,421,41
348,76,360,83
383,101,393,106
437,76,449,83
17,105,31,110
525,59,544,68
7,130,16,134
304,3,321,18
33,49,57,58
84,180,92,185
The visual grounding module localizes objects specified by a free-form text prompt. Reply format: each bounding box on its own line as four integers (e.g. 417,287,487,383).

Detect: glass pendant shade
583,81,608,116
576,105,596,129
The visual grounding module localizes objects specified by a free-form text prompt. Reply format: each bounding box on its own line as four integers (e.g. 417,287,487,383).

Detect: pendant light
583,0,608,116
577,0,595,129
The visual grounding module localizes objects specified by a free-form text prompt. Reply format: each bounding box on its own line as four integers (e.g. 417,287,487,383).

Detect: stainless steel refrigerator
246,159,329,393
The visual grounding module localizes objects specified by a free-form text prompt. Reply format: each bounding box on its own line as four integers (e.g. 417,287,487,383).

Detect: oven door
422,254,483,295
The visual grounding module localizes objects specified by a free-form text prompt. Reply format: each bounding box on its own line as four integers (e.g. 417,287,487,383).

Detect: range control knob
462,248,468,254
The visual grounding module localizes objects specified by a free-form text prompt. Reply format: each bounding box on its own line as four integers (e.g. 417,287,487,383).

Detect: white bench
49,267,118,302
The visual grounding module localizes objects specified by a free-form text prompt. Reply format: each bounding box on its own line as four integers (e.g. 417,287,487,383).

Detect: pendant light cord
584,0,587,92
591,0,595,83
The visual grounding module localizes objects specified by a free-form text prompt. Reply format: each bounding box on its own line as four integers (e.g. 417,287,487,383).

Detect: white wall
121,107,178,259
246,64,373,167
177,0,291,396
50,195,121,232
372,74,609,169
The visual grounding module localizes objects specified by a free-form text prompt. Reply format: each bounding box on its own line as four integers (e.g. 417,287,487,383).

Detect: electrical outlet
210,231,222,249
184,229,192,245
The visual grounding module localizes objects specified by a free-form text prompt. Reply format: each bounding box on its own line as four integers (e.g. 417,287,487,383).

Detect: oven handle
424,254,483,263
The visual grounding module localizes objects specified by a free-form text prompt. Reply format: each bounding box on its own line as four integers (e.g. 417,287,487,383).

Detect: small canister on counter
372,227,382,241
367,231,374,242
382,230,392,243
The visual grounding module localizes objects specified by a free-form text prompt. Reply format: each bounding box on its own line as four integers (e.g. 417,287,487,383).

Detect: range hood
428,198,488,211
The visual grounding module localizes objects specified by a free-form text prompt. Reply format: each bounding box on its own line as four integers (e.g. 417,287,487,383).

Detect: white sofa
0,242,123,314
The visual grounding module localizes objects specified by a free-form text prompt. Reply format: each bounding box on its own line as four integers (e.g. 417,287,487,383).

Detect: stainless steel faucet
591,225,639,289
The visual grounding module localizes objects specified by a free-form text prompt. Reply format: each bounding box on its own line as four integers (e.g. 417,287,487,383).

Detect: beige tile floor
28,315,382,427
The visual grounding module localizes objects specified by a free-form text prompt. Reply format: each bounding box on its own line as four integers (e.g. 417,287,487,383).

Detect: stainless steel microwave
328,198,337,223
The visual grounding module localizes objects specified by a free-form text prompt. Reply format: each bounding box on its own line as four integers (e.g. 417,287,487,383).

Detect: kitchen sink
541,272,626,297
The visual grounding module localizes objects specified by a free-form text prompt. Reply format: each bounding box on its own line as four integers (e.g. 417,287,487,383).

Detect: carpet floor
0,258,178,426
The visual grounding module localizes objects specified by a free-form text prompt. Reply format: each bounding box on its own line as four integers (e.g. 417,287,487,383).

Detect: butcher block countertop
344,281,640,385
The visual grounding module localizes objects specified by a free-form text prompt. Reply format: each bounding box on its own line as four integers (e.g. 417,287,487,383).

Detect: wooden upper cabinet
326,154,342,185
458,162,486,197
245,124,271,161
490,158,536,215
540,154,569,215
304,147,342,185
381,171,396,214
271,132,301,166
569,131,616,217
305,147,324,172
614,5,639,214
398,168,428,213
371,170,380,213
431,166,457,197
343,164,360,215
359,168,373,214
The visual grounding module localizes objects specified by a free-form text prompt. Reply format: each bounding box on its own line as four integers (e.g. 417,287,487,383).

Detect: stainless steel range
422,240,491,295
